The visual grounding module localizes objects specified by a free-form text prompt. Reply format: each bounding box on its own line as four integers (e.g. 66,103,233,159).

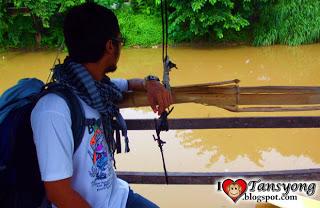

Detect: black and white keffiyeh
53,57,129,164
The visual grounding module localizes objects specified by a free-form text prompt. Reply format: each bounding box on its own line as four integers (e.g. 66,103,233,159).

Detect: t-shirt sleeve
111,78,128,92
31,94,74,182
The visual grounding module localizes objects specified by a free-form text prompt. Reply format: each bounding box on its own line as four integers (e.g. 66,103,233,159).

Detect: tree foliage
253,0,320,46
0,0,319,49
117,9,162,47
169,0,250,42
0,0,85,48
130,0,159,15
115,0,162,47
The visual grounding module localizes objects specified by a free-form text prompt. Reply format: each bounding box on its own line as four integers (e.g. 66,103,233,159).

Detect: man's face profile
104,37,121,73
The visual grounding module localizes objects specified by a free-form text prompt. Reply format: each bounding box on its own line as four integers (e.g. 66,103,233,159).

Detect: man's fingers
162,92,169,109
145,81,174,115
164,90,174,108
164,91,171,108
157,94,165,115
148,95,157,113
158,91,172,115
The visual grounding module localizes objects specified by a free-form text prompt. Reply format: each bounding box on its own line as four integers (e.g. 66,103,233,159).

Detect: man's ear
105,39,114,54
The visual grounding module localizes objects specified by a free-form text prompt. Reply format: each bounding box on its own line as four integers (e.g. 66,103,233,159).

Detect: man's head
64,2,121,72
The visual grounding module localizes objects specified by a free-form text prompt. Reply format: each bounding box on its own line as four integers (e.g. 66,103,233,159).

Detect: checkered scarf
52,57,129,164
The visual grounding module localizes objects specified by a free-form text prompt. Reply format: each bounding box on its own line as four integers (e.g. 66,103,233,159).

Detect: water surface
1,45,320,207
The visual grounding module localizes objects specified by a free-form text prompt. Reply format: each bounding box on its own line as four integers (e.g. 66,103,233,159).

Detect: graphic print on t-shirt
87,119,114,191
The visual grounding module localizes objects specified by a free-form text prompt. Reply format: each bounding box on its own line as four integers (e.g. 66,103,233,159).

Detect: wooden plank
239,94,320,105
119,84,320,109
116,169,320,184
125,117,320,130
240,86,320,94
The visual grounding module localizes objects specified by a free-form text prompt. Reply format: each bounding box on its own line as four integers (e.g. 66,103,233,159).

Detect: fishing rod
152,107,174,184
160,0,177,91
45,40,64,84
152,0,177,185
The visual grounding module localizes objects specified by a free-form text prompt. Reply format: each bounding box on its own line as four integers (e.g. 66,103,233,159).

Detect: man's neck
83,62,105,81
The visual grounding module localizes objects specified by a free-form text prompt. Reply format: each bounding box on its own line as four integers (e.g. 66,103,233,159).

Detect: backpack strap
42,85,86,153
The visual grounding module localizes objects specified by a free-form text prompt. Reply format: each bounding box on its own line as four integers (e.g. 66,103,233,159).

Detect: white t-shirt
31,79,129,208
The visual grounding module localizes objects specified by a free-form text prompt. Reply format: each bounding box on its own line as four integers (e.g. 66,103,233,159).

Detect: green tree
169,0,250,42
1,0,85,48
253,0,320,46
130,0,159,15
1,0,320,49
117,9,162,47
13,0,85,28
95,0,124,9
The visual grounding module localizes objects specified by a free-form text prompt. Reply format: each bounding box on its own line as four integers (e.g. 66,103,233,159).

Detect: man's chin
105,65,117,73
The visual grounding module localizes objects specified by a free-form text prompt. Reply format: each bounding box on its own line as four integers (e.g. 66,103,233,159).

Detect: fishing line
46,40,64,84
164,0,169,59
160,0,169,62
153,0,177,185
160,0,165,62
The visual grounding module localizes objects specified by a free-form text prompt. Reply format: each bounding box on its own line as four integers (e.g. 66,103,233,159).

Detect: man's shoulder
32,93,71,118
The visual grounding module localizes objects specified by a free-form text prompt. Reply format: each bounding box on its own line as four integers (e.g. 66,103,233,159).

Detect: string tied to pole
152,107,174,184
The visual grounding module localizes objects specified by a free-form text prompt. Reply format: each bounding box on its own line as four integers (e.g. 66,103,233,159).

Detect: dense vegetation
0,0,319,49
253,0,320,46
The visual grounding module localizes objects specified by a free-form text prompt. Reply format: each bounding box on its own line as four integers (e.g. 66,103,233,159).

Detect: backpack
0,78,86,208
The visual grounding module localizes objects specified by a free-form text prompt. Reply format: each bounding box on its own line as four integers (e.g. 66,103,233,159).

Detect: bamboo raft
119,79,320,112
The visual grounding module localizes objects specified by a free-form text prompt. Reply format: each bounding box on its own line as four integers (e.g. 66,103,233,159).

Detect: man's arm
31,95,91,208
127,78,173,115
127,78,146,91
45,178,90,208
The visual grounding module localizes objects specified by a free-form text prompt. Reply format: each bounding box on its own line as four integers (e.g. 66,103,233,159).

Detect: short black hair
63,2,120,63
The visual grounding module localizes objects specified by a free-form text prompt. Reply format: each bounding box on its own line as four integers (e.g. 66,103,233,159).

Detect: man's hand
144,80,173,115
127,78,173,115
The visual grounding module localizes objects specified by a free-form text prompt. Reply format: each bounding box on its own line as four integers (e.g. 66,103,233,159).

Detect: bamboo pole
118,81,320,112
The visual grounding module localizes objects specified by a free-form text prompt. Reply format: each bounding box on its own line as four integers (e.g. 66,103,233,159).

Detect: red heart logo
222,179,247,203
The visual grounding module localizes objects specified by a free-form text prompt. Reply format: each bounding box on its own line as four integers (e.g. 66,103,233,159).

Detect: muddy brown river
1,45,320,207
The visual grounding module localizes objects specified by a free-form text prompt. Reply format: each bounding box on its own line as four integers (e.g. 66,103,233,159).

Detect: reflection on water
2,45,320,207
119,108,320,172
177,129,320,171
